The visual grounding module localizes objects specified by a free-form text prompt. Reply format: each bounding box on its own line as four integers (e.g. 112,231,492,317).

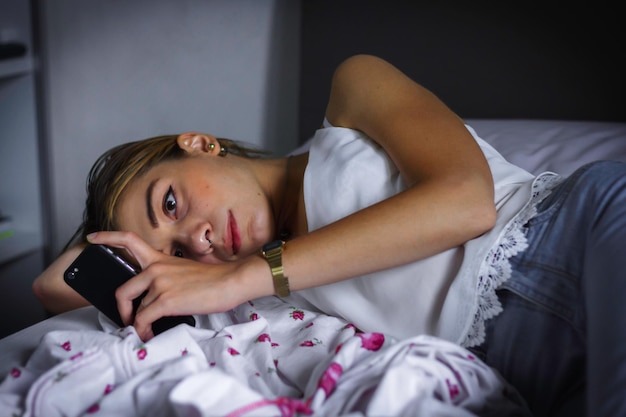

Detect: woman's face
114,145,274,264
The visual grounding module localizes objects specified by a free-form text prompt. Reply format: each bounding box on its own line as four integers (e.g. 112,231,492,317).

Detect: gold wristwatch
261,240,290,297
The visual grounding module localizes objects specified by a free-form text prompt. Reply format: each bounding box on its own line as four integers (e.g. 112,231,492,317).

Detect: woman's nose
181,221,213,256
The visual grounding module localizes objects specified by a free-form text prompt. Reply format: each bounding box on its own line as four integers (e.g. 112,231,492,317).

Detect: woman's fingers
87,231,159,270
114,275,152,326
87,231,166,325
132,297,158,340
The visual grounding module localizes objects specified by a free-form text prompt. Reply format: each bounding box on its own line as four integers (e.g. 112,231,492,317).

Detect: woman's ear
177,132,221,155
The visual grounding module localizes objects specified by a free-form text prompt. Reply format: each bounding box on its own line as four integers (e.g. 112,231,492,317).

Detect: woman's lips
229,211,241,255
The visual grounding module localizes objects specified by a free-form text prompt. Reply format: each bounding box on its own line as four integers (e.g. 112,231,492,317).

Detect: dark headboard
298,1,624,142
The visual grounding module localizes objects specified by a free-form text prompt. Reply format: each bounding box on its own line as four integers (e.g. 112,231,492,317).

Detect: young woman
33,54,626,417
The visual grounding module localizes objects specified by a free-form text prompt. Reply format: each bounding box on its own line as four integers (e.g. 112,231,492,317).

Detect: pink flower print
248,300,255,306
86,403,100,413
357,333,385,351
136,346,148,360
290,308,304,321
257,333,271,343
240,397,312,416
335,344,343,354
249,312,259,321
317,362,343,397
227,347,240,356
10,368,21,378
104,384,114,395
299,338,321,347
181,348,188,356
467,354,475,360
343,323,356,331
271,342,280,347
305,322,314,328
446,379,460,399
70,352,83,361
61,341,71,351
210,362,216,367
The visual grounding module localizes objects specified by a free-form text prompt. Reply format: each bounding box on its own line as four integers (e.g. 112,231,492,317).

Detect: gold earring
208,143,216,151
218,145,227,157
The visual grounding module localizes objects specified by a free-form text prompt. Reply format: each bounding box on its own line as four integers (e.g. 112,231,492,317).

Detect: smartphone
64,244,195,335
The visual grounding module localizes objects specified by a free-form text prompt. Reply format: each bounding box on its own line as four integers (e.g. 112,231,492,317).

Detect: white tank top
287,120,559,347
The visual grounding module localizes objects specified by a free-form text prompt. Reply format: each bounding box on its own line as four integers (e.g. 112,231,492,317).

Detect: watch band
261,240,290,297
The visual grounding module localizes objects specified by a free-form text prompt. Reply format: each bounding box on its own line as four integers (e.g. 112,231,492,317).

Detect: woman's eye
164,186,177,217
174,248,183,258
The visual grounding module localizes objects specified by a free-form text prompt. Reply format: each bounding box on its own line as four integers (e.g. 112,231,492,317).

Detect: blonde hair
65,134,266,249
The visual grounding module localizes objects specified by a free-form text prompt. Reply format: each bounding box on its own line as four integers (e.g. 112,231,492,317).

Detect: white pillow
466,119,626,176
294,119,626,177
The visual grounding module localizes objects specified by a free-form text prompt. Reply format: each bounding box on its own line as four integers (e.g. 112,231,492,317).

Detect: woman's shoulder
323,54,413,132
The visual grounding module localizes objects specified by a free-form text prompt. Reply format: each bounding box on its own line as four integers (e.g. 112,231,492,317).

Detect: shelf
0,56,32,79
0,230,41,265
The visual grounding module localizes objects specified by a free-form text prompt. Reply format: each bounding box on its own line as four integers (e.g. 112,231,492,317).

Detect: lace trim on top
463,172,564,348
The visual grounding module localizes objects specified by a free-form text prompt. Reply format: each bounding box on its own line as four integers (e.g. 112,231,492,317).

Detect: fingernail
86,232,98,242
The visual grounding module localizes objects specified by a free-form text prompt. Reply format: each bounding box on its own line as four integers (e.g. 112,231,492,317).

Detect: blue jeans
469,161,626,417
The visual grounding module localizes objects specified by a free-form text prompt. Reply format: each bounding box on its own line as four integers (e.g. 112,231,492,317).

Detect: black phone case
64,244,195,334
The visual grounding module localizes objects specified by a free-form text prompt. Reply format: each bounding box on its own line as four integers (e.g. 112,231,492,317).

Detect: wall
37,0,301,258
299,1,625,142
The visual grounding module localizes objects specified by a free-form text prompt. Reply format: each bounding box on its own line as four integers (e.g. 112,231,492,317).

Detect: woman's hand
87,231,272,340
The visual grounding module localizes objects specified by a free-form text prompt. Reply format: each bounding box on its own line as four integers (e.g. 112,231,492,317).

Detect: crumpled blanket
0,296,531,416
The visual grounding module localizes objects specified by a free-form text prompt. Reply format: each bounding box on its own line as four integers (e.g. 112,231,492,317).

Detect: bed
1,119,625,417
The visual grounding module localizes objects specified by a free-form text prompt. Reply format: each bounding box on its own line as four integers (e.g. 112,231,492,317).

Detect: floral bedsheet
0,296,530,416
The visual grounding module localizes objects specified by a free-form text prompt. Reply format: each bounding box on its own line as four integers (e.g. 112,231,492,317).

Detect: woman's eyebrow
146,179,159,228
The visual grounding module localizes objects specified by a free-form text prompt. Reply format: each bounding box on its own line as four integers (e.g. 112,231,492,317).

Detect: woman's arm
32,244,90,314
282,54,496,288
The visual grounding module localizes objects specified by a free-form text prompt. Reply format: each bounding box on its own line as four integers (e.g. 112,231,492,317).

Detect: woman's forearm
279,175,495,292
32,244,90,314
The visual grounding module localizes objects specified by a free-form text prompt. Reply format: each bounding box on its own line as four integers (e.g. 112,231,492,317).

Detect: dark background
298,1,625,142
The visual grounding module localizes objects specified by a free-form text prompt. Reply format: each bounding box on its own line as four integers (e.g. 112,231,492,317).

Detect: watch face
263,240,284,252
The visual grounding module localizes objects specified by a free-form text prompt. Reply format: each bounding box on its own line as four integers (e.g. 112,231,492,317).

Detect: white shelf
0,230,41,265
0,56,32,79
